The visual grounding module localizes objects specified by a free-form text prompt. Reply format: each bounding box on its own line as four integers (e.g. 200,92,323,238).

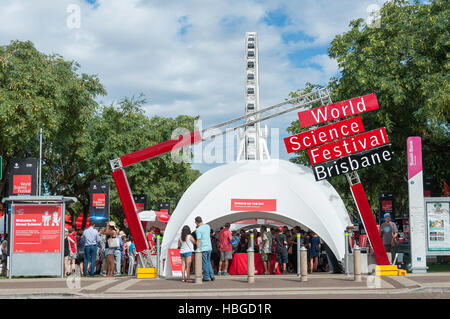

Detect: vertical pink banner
407,137,422,179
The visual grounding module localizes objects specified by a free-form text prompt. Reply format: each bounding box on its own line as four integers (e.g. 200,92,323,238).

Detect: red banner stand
112,168,149,253
350,182,390,265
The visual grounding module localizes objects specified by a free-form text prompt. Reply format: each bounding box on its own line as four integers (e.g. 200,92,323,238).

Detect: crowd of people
177,217,329,283
63,221,137,277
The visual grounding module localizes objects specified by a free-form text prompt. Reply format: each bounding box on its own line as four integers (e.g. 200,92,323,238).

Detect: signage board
407,136,427,273
89,182,110,228
298,93,379,127
231,199,276,211
8,158,39,196
426,200,450,254
307,127,389,165
312,145,393,181
168,248,182,276
134,194,148,213
13,204,62,253
284,116,365,153
379,192,394,221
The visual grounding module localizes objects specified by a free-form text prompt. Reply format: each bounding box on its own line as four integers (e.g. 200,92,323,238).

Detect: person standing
309,232,321,273
68,228,77,273
178,225,195,282
114,234,123,276
146,227,156,253
82,222,100,277
379,213,398,262
218,223,233,276
238,229,248,253
273,227,288,274
210,230,219,274
1,235,8,277
128,237,137,276
104,222,119,277
260,225,272,275
195,216,214,281
75,230,85,274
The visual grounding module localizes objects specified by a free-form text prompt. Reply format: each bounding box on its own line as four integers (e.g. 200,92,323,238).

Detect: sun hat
384,213,391,218
108,221,118,230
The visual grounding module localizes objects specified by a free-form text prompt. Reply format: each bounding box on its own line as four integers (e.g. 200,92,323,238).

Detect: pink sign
407,137,422,179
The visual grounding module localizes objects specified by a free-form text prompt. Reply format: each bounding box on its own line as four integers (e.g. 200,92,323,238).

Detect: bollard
296,234,301,277
195,248,203,284
156,236,161,279
353,245,361,282
300,246,308,282
247,234,255,284
344,231,350,277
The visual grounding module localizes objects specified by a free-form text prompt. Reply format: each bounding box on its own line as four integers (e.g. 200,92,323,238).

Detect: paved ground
0,272,450,299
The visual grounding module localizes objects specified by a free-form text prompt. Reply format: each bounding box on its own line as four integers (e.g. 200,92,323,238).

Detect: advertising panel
168,248,182,276
231,199,276,211
89,182,110,228
298,93,379,127
426,202,450,252
133,194,148,213
13,204,62,253
8,158,39,196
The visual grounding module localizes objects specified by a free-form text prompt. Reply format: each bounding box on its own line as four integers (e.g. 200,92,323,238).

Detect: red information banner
284,116,365,153
92,193,106,208
13,175,32,194
308,127,389,165
13,204,62,253
231,199,276,211
168,249,182,274
298,93,379,128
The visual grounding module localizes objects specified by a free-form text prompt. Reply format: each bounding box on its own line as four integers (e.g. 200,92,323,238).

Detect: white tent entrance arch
161,159,351,277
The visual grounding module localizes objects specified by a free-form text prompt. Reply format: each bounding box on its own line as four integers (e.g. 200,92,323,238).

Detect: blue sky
1,0,387,172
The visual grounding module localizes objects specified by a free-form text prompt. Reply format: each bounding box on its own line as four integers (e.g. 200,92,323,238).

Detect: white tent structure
161,159,351,277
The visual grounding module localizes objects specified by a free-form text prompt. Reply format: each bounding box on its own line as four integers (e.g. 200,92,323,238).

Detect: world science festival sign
284,93,393,181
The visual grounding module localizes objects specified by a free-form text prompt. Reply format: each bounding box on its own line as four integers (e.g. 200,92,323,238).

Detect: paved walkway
0,273,450,298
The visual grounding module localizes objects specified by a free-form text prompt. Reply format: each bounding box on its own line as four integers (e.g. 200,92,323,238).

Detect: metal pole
300,246,307,282
39,128,42,196
353,245,361,282
344,231,350,277
156,235,160,279
247,234,255,283
296,233,301,277
195,248,202,284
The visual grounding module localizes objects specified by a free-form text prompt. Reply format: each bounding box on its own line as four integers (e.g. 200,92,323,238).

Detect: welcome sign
284,93,393,181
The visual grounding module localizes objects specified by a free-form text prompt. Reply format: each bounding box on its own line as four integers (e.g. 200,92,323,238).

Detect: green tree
0,40,106,204
78,95,201,229
287,0,449,217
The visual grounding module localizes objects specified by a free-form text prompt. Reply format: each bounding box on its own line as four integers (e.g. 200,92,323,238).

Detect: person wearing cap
379,213,398,261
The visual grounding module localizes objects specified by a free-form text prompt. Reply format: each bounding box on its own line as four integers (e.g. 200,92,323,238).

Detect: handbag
108,236,120,249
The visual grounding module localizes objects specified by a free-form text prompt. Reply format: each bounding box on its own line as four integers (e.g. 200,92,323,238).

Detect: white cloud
0,0,385,170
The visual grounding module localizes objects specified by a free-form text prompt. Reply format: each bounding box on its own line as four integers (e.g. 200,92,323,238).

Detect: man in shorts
260,225,272,275
218,223,233,275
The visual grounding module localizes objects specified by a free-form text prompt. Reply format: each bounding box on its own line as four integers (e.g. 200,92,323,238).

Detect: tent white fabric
161,159,351,277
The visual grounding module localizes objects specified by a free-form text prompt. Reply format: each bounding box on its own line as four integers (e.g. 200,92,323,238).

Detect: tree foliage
287,0,449,217
0,40,201,229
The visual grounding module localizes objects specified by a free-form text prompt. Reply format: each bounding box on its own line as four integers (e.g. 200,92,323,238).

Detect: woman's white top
180,234,194,254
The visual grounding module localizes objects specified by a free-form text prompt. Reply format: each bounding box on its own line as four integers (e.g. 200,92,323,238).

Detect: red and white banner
284,116,365,153
92,193,106,208
168,248,182,276
13,204,62,253
231,199,276,212
298,93,379,127
13,175,32,194
308,127,389,165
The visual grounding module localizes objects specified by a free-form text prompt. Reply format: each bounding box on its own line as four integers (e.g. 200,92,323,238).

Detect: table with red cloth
228,253,281,275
